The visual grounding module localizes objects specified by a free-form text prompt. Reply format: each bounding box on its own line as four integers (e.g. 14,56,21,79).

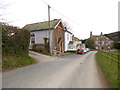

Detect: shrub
2,23,30,56
32,44,50,55
114,42,120,49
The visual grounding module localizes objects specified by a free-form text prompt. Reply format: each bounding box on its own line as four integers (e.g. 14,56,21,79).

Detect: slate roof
91,35,113,41
72,36,80,41
23,19,61,31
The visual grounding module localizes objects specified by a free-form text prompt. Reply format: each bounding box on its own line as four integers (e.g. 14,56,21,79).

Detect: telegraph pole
48,5,51,54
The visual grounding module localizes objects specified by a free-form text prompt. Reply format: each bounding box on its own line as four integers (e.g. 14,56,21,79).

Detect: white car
86,48,89,52
83,48,87,53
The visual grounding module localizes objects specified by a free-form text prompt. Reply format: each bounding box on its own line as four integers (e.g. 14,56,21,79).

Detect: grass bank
96,51,119,88
2,55,37,72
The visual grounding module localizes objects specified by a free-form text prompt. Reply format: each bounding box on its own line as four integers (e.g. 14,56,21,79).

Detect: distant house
23,19,65,55
79,43,86,49
90,31,114,50
64,29,73,52
68,35,82,51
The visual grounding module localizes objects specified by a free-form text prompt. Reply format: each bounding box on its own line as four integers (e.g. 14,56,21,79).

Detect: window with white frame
58,31,60,36
31,33,35,37
96,37,99,40
108,41,110,44
31,33,35,44
95,41,98,45
106,37,108,40
102,41,104,45
31,38,35,44
96,46,98,49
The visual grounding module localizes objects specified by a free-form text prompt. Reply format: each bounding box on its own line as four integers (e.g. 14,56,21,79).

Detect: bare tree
62,21,72,32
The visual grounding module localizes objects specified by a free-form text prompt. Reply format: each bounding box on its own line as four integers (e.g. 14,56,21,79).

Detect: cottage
64,29,73,52
68,35,82,51
90,31,114,50
23,19,65,55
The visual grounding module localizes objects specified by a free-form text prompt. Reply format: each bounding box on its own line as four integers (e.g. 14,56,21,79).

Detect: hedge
114,42,120,49
2,23,30,56
32,44,50,55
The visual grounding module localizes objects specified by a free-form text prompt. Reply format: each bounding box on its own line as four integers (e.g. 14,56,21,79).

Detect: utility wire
41,0,48,6
41,0,81,26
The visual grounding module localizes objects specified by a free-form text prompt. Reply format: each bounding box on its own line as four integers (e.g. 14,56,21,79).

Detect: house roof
91,35,113,41
72,36,80,41
65,30,72,34
23,19,61,31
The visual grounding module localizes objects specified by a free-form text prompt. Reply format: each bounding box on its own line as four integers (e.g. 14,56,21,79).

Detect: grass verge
30,50,51,56
96,51,119,88
2,55,37,72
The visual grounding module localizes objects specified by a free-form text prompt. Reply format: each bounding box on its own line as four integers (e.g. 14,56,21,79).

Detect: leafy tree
114,42,120,49
81,39,87,44
85,38,95,49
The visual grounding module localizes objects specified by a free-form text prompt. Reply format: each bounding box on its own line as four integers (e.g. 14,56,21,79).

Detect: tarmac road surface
2,51,110,88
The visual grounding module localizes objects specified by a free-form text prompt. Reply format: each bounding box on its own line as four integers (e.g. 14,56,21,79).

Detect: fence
97,50,120,88
98,50,120,63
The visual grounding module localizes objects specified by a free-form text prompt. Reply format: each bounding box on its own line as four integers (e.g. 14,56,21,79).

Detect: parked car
86,48,89,52
83,48,87,53
76,49,84,54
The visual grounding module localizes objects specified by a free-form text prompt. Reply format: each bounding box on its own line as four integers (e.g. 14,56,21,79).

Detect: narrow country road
2,51,109,88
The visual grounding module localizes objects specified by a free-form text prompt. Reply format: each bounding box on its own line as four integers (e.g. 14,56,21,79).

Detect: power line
50,7,81,26
41,0,81,26
41,0,49,6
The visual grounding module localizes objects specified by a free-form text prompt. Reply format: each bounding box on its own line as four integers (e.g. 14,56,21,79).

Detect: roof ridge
26,19,61,26
23,19,61,31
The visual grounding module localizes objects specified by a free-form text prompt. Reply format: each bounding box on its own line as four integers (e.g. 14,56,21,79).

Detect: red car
76,49,84,54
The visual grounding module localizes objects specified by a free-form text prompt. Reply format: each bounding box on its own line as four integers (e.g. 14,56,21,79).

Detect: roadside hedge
2,23,30,56
114,42,120,49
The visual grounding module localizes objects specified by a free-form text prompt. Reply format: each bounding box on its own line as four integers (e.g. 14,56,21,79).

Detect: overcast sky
1,0,119,39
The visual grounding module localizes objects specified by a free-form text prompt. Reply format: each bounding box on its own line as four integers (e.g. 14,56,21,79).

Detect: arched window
31,33,35,44
31,33,35,37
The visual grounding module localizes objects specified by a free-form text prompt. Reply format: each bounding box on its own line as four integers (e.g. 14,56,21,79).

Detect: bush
32,44,50,55
114,42,120,49
2,24,30,56
33,44,44,52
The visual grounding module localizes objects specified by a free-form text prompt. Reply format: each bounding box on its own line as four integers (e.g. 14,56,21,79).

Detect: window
58,32,60,36
96,46,98,49
102,41,104,46
31,33,35,37
108,46,110,49
96,37,99,40
31,38,35,44
106,37,108,40
31,33,35,44
95,41,98,44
